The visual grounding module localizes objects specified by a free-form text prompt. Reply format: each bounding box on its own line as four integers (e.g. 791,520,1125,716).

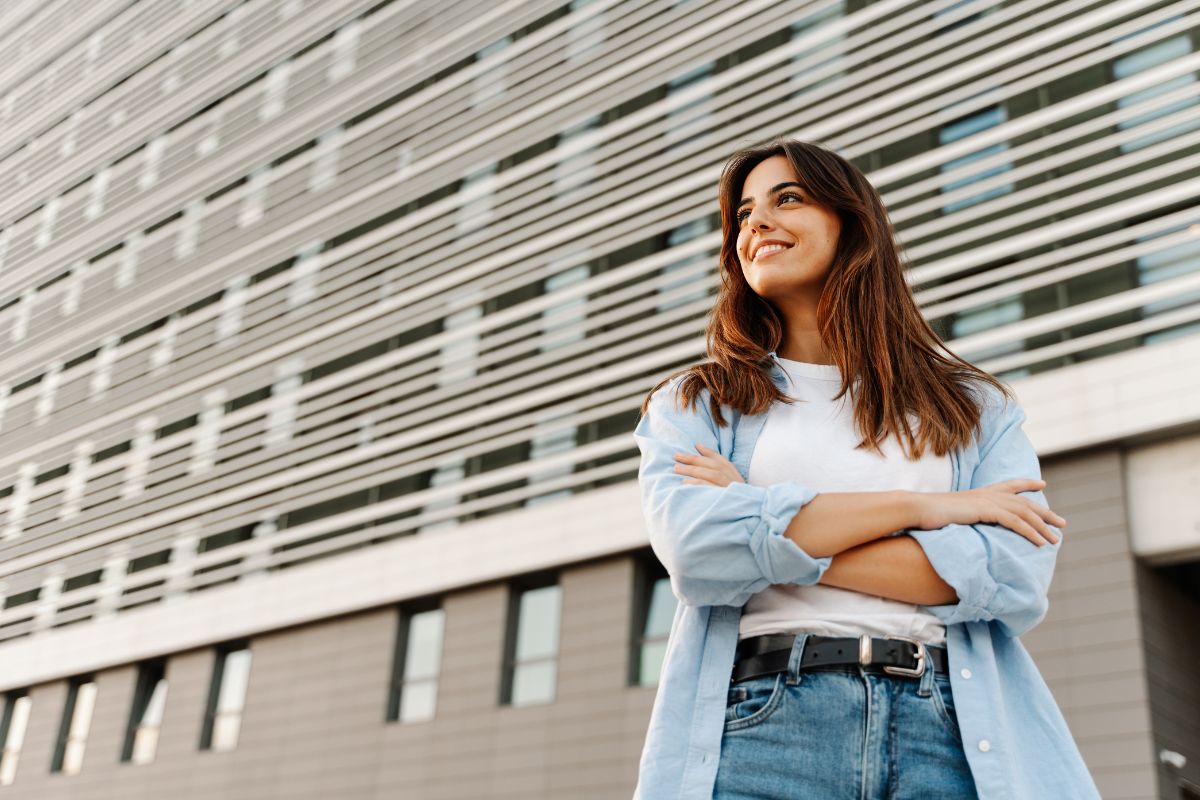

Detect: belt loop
917,651,934,697
785,632,810,686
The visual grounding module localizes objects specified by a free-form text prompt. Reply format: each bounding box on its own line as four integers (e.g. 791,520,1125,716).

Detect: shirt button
960,668,972,679
978,739,991,752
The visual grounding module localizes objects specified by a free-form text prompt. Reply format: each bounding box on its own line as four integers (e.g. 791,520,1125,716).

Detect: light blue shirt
631,352,1101,799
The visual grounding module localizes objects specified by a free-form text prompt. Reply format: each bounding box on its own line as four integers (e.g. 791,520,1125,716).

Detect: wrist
893,490,923,531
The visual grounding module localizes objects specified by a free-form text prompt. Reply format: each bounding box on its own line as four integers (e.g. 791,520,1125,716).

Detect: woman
631,139,1100,799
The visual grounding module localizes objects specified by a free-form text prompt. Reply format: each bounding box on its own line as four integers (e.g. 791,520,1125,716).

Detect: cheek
735,234,750,262
823,216,842,248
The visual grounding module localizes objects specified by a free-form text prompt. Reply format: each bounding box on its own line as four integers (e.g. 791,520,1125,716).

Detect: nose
743,203,773,233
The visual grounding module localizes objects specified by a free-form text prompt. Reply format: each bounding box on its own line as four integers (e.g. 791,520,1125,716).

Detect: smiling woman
735,159,842,322
630,139,1101,800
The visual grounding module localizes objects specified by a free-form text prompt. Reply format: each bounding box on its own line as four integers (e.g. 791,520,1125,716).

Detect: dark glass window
199,642,251,751
631,555,677,687
0,690,31,785
122,661,167,764
50,676,97,775
387,600,445,723
501,578,561,706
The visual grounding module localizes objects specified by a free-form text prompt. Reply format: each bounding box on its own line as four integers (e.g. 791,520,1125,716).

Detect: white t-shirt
738,356,950,645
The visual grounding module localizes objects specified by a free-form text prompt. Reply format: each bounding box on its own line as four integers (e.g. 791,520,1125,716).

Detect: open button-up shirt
631,353,1101,799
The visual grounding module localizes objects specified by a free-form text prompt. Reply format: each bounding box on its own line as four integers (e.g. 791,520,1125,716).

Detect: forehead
741,155,800,195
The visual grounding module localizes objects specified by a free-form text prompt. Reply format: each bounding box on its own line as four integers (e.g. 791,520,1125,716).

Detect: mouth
751,243,794,261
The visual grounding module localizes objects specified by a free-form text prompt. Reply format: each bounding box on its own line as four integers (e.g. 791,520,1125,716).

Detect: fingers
1027,501,1065,544
1002,510,1052,547
1027,498,1067,530
1012,510,1060,546
1004,505,1060,547
673,445,721,472
998,478,1066,544
673,461,719,483
675,443,723,461
996,478,1046,490
673,445,738,487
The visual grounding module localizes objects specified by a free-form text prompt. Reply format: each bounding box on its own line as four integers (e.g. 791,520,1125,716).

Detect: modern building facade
0,0,1197,798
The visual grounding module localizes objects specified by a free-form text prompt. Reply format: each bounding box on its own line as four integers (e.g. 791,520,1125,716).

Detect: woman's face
735,155,841,305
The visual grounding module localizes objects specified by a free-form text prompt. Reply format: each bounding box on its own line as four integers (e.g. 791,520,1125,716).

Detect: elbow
1009,593,1050,637
653,538,760,608
656,546,759,608
989,583,1050,638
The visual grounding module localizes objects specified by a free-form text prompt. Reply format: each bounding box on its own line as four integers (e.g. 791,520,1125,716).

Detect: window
656,218,714,313
1112,16,1199,153
931,0,996,36
456,162,499,240
525,406,578,507
200,643,251,752
1135,222,1200,345
387,602,445,723
937,104,1014,214
788,0,847,100
51,676,97,775
631,555,677,687
471,37,511,109
0,691,31,785
950,295,1026,373
502,578,561,706
541,260,590,350
122,661,167,764
554,115,601,202
418,458,466,534
565,0,605,62
436,298,483,389
663,62,715,151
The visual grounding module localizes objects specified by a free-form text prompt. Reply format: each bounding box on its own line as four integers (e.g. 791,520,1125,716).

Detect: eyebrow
737,181,804,210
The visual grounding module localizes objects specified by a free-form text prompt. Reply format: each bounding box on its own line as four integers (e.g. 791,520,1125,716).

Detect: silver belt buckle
881,634,926,677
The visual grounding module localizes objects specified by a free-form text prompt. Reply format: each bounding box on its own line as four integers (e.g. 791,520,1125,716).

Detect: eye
734,192,803,225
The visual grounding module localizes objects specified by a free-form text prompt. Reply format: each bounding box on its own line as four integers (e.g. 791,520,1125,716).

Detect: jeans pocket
723,673,785,733
930,673,961,739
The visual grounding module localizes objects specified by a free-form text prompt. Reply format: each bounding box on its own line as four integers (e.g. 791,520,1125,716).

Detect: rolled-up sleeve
633,379,832,607
906,395,1062,638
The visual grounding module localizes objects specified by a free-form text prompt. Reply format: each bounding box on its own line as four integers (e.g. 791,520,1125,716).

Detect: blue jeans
715,632,979,799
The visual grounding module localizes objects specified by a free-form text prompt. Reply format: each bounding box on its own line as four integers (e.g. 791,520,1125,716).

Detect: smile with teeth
753,243,792,260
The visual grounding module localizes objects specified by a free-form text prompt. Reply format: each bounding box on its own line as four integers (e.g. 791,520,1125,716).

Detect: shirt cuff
743,480,832,586
908,526,1000,622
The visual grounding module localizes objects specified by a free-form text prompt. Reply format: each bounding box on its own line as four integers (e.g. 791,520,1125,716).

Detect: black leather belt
732,633,947,684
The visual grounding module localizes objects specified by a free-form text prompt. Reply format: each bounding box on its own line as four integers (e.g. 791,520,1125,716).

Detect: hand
672,443,745,488
913,479,1066,547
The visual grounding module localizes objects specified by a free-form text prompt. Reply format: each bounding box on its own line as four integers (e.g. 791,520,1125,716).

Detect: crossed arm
636,378,1062,636
818,534,959,606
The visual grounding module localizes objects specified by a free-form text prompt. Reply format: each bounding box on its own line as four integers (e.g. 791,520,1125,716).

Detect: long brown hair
638,137,1014,460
